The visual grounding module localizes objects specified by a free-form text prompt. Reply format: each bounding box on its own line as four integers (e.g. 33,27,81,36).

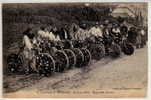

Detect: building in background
111,7,135,18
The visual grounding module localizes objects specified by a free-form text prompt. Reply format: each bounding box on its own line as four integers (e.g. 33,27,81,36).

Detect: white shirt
74,28,86,40
141,30,145,36
112,28,120,33
37,30,56,41
37,30,46,37
89,27,103,37
45,31,56,41
55,35,61,41
23,35,33,50
64,30,68,39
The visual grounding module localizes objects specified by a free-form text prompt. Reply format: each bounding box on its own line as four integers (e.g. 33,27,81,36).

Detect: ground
3,46,148,98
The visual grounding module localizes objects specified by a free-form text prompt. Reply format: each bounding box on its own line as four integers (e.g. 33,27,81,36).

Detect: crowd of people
22,21,147,49
21,20,147,73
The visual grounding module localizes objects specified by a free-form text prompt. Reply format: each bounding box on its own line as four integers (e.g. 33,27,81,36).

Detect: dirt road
3,46,148,98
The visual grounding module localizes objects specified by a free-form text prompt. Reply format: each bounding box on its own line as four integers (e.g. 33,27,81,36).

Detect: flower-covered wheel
109,43,121,58
53,50,69,72
36,53,55,76
64,49,76,69
71,48,84,67
7,53,23,73
122,43,134,55
88,43,105,60
80,48,91,66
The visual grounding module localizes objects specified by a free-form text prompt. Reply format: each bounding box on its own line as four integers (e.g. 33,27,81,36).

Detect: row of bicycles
7,34,134,76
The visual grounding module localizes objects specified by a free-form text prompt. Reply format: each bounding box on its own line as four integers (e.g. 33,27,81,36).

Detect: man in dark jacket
120,25,128,38
127,27,138,46
59,25,71,40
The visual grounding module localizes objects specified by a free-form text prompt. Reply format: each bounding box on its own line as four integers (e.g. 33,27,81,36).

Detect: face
100,25,104,28
53,27,57,32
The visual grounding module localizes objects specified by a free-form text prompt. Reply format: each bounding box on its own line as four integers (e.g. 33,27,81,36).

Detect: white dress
22,35,33,59
89,27,103,37
22,35,37,72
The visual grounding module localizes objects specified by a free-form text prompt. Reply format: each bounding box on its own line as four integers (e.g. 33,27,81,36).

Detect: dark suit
59,28,71,40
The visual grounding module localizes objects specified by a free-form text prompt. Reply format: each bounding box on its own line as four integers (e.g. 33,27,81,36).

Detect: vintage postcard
2,2,148,98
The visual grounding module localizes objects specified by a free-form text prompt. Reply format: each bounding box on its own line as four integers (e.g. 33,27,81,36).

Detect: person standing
110,23,122,44
140,28,146,48
51,26,61,41
120,25,128,38
136,28,142,49
127,27,138,46
21,27,36,74
59,24,72,40
88,23,103,37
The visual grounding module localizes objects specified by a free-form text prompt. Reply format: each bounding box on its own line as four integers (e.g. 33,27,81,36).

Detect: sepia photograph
2,2,148,98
